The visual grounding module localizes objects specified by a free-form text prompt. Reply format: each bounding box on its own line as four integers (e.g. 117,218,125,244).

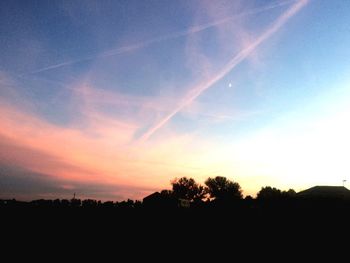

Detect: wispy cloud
0,87,215,199
27,0,297,75
139,0,309,141
0,162,156,201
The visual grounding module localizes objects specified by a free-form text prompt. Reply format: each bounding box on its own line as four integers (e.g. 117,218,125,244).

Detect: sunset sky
1,0,350,201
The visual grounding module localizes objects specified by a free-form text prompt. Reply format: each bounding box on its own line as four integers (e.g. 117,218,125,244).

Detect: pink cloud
0,83,273,199
0,88,213,199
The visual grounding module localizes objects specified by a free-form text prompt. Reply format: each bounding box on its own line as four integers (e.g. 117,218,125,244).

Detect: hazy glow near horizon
1,0,350,201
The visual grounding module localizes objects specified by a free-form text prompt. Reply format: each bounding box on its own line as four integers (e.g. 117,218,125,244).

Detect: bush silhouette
171,177,206,202
205,176,243,202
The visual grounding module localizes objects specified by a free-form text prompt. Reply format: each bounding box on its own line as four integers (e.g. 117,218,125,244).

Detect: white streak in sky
29,0,297,74
139,0,309,141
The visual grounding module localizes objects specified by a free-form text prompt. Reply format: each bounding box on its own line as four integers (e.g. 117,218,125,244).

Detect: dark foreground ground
2,198,350,257
3,198,350,232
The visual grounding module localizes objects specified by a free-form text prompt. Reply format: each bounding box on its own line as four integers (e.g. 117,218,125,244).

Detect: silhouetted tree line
0,197,143,209
3,176,350,215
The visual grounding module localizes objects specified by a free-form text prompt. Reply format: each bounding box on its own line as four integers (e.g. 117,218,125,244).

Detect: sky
1,0,350,201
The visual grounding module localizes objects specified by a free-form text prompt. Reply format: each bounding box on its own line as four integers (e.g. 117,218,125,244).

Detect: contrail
29,0,296,74
139,0,309,141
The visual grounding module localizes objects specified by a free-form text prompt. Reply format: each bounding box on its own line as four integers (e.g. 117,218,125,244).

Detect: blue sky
1,0,350,200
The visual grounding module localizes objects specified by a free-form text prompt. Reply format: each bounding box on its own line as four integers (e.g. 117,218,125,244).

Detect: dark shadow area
3,179,350,254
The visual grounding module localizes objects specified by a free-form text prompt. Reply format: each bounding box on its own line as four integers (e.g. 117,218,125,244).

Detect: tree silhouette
283,189,296,198
205,176,243,201
256,186,282,201
82,199,98,208
171,177,206,202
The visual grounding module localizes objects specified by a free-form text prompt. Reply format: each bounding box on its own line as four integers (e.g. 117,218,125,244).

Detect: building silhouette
297,186,350,199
